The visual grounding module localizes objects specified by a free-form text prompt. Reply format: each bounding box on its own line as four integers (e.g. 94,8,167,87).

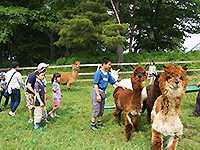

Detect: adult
25,62,49,123
189,82,200,117
6,61,25,116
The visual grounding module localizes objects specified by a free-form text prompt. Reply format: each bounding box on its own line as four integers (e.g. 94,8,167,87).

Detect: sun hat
0,72,6,77
37,63,49,69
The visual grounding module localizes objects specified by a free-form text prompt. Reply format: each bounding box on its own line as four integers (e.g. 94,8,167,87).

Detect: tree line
0,0,200,67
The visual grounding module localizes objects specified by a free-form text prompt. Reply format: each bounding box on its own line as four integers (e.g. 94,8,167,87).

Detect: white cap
37,63,49,69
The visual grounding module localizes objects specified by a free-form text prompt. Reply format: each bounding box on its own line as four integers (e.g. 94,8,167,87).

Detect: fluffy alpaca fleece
113,66,147,142
141,74,161,123
58,61,80,92
110,68,147,102
151,65,188,150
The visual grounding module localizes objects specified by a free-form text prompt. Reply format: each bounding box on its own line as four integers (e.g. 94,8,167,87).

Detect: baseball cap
37,63,49,69
0,72,6,77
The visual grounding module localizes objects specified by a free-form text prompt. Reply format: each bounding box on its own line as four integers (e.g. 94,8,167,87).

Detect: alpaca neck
72,70,78,79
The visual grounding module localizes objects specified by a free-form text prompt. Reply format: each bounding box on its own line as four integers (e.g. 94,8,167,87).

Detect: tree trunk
46,29,55,62
129,0,136,52
117,45,123,63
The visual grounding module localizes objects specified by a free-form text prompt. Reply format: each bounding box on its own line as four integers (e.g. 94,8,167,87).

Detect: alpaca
113,66,147,142
151,65,188,150
110,68,147,102
141,74,161,123
58,61,80,92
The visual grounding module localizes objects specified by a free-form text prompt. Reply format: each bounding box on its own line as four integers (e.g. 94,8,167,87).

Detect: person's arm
27,83,34,93
35,92,44,107
115,82,128,89
94,84,101,102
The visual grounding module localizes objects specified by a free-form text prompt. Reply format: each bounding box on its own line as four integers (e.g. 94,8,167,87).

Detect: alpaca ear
130,64,135,70
110,68,113,72
182,64,188,71
117,69,120,72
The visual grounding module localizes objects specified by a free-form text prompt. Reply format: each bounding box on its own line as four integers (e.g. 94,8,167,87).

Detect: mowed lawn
0,79,200,150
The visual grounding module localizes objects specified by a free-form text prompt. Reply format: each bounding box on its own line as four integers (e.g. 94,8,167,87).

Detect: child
90,57,127,131
148,60,157,85
49,73,62,118
0,72,10,109
34,68,46,129
24,71,31,107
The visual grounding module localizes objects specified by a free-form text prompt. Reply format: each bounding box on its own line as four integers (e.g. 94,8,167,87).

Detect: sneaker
34,124,42,130
98,124,107,128
28,119,33,123
48,111,54,118
44,119,50,123
54,114,60,118
90,124,98,131
8,111,15,116
3,105,10,108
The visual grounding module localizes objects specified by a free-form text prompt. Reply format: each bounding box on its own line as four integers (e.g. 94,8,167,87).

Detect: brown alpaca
113,66,147,142
151,65,188,150
142,74,162,123
58,61,80,92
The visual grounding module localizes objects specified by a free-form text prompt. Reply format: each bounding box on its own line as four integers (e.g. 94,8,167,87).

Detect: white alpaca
110,68,147,102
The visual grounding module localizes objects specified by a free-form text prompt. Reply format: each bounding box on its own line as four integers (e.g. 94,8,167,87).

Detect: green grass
0,79,200,150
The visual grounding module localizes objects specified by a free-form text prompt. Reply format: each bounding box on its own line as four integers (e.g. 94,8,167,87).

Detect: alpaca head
131,66,147,90
72,61,80,71
159,64,188,97
110,68,120,81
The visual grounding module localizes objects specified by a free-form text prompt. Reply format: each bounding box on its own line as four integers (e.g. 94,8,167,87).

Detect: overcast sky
183,34,200,52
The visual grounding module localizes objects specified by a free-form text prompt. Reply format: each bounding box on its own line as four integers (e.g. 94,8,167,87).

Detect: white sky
183,34,200,52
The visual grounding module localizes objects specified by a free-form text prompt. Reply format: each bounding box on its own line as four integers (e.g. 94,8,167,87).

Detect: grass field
0,79,200,150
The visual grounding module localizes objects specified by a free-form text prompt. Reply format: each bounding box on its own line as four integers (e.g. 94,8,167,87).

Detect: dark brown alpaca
58,61,80,92
142,74,161,123
113,66,147,142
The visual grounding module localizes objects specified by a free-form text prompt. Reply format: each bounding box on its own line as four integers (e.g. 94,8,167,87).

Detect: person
25,62,49,123
148,60,157,85
49,73,62,118
90,57,127,131
24,71,31,107
34,68,46,129
190,82,200,117
6,61,25,116
0,72,9,110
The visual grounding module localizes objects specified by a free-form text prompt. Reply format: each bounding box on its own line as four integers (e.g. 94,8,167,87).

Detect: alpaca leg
147,108,151,123
132,117,140,132
166,136,179,150
151,129,163,150
124,111,133,142
67,83,71,92
112,108,122,126
141,99,147,113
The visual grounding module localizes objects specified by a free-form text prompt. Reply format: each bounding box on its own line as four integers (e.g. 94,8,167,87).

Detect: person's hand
40,102,44,107
196,82,200,88
97,95,101,102
0,88,3,91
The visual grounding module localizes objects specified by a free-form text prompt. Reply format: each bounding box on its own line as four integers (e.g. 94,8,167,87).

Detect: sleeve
108,72,117,85
93,70,101,84
27,73,35,84
17,72,25,88
42,76,47,87
52,83,57,92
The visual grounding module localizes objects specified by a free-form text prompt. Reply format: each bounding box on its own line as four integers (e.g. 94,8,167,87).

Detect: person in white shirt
148,60,157,85
6,61,25,116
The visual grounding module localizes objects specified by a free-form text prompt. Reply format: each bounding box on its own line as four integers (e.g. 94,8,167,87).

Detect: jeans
10,89,21,112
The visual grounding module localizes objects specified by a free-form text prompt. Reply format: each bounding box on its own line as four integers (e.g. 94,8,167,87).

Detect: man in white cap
25,62,49,123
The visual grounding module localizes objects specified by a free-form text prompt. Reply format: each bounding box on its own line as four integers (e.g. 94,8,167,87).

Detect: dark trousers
10,89,21,112
194,90,200,115
0,90,9,106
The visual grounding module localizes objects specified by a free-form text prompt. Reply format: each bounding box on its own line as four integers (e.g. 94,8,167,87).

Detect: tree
50,0,128,57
